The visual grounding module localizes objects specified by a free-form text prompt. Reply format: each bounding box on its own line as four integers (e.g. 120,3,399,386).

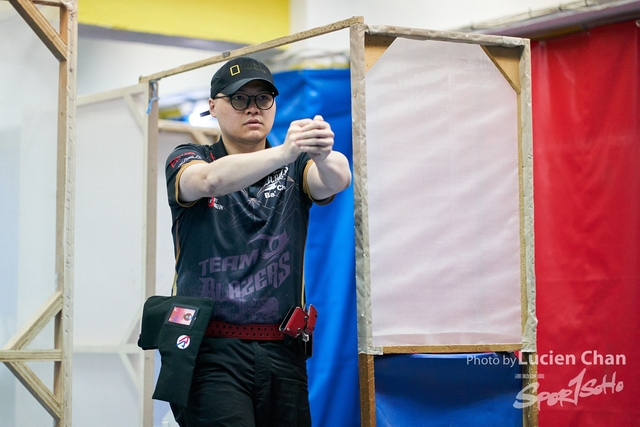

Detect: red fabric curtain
531,20,640,426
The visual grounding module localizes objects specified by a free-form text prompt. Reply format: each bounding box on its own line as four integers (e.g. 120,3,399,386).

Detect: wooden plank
0,0,66,5
5,361,62,420
382,344,522,354
125,93,146,131
517,91,528,340
523,354,539,427
33,0,63,5
9,0,67,61
2,291,62,351
364,34,395,73
54,3,76,426
482,45,523,93
142,81,158,313
139,16,364,83
1,2,76,427
517,40,536,355
73,344,141,353
350,23,381,355
358,353,376,427
77,82,148,106
190,129,214,146
366,24,526,48
119,351,142,395
143,348,155,427
518,42,538,427
158,119,220,139
0,350,62,361
142,81,158,427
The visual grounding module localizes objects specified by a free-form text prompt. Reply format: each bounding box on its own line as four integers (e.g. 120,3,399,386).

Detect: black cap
200,57,279,117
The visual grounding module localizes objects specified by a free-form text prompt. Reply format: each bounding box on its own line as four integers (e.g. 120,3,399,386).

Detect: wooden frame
138,18,362,426
75,82,157,427
69,17,354,424
159,119,220,145
0,6,536,425
138,16,536,427
350,23,536,427
0,1,77,426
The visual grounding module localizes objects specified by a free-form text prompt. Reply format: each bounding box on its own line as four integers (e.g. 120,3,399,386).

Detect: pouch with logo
137,295,214,406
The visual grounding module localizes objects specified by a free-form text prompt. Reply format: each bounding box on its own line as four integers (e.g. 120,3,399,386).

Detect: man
165,56,351,426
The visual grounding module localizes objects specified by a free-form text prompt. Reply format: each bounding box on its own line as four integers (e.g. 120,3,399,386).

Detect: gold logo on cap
230,65,241,76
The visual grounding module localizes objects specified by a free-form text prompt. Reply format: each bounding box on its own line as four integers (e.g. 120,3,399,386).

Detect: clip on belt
205,321,285,341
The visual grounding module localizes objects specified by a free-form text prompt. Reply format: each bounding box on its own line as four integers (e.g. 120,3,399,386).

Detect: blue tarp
271,68,360,427
375,354,522,427
270,68,523,427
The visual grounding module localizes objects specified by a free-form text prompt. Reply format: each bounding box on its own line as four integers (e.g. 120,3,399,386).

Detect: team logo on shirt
207,197,224,210
261,167,288,199
250,231,289,262
197,230,293,302
168,151,201,169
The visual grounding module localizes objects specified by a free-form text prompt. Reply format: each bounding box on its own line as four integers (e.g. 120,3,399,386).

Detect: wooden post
142,81,159,427
0,1,77,426
358,354,376,427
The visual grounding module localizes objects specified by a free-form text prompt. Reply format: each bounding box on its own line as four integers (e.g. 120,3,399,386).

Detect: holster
279,305,318,358
137,295,214,406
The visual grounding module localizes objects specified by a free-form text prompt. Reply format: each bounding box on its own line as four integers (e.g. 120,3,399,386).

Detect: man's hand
290,115,351,201
287,115,335,164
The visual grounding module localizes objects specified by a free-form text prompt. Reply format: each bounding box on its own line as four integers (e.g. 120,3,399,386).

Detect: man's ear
208,98,216,118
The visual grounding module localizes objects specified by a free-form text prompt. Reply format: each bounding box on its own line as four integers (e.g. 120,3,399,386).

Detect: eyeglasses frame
213,92,276,111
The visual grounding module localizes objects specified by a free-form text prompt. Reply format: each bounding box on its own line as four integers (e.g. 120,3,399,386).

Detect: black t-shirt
165,140,324,324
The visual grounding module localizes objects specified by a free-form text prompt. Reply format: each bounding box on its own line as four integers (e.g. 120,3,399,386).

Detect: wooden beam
125,93,145,131
0,350,62,361
159,119,219,136
2,291,63,351
158,119,219,145
189,129,211,146
358,353,376,427
5,362,62,420
482,45,523,93
0,0,66,5
54,3,76,425
73,344,141,354
523,354,539,427
77,82,149,106
139,16,364,83
142,81,158,427
33,0,63,5
382,343,522,354
9,0,67,61
364,34,395,73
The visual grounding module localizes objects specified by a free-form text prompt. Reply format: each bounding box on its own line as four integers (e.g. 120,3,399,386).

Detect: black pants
171,336,311,427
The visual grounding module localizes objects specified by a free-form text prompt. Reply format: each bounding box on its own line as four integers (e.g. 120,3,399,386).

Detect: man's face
210,80,276,146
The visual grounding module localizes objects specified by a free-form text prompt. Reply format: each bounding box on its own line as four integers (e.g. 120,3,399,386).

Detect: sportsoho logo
514,367,624,410
467,351,626,410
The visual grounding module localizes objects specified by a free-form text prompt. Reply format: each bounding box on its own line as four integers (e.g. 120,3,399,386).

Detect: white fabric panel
366,38,521,346
75,95,145,345
74,92,145,426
